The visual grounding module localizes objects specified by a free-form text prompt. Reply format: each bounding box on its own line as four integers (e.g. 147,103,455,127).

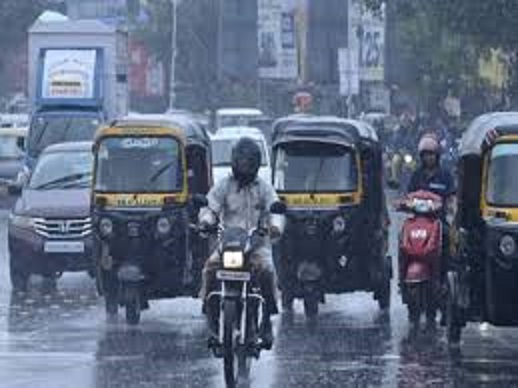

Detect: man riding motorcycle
199,137,283,348
407,134,455,325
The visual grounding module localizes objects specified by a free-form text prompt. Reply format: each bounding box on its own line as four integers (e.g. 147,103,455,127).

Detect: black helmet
231,137,261,186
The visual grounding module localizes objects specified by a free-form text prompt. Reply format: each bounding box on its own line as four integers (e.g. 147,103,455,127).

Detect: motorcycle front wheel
223,300,241,388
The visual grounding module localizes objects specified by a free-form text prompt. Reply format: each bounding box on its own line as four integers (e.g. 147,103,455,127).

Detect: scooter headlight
223,251,244,269
99,218,113,237
500,235,516,257
403,154,414,164
156,217,171,235
333,216,346,234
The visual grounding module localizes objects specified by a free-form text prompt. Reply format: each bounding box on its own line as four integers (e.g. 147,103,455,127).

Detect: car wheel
9,259,29,292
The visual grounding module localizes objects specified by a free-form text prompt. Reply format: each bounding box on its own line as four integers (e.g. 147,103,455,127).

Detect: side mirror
270,201,287,215
16,137,25,151
387,180,400,190
7,184,22,196
192,194,208,208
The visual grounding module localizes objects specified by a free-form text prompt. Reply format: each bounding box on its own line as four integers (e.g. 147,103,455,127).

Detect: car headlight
99,218,113,237
9,214,34,229
333,216,346,234
157,217,171,235
500,235,516,257
223,251,244,269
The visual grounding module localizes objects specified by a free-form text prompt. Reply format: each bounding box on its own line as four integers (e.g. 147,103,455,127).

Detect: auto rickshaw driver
199,137,284,349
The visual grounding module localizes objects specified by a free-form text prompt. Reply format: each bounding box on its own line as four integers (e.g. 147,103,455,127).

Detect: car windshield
29,150,93,190
487,143,518,206
211,138,268,166
0,136,24,158
28,115,100,158
274,142,358,192
95,137,183,193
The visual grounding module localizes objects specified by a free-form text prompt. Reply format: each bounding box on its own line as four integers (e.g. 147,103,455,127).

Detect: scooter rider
408,134,455,207
199,137,283,349
407,134,455,325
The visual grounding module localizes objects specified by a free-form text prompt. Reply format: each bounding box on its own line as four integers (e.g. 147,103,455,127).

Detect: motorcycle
387,147,416,192
202,201,286,388
396,190,443,331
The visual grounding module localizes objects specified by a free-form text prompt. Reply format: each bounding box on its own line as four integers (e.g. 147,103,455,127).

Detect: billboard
258,0,298,79
41,49,97,100
348,0,385,82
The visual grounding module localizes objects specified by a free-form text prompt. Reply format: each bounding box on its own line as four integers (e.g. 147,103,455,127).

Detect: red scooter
397,190,443,331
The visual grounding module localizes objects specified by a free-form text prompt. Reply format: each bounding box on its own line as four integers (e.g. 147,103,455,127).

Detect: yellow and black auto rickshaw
271,115,391,319
91,113,212,325
448,112,518,344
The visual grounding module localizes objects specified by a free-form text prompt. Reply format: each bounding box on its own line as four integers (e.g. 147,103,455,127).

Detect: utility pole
169,0,178,111
216,0,223,82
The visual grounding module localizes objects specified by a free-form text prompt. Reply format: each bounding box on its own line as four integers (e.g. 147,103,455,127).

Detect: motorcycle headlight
157,217,171,235
333,216,346,234
404,154,414,164
99,218,113,237
500,235,516,257
9,214,34,229
223,251,244,269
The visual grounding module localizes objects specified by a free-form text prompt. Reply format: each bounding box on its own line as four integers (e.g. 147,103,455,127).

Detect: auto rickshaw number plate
217,270,251,282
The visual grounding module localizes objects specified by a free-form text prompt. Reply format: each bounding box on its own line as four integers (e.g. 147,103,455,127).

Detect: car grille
34,217,92,239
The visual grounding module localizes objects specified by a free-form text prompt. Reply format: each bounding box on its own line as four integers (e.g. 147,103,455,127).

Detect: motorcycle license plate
44,241,85,253
217,270,251,282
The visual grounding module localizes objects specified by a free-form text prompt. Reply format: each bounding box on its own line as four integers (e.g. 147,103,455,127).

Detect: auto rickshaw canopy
460,112,518,156
272,115,378,148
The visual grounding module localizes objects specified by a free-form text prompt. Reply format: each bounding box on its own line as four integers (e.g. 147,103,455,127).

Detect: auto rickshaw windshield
487,143,518,206
94,136,184,193
274,142,358,192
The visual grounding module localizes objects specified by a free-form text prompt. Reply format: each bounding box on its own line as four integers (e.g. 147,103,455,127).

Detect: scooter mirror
270,201,287,215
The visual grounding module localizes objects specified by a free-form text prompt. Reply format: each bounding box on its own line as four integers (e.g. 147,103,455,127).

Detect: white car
211,126,272,185
216,108,265,129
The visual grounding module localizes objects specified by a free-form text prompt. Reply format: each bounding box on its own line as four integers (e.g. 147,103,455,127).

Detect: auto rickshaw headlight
500,235,516,257
333,216,346,234
99,218,113,237
157,217,172,235
223,251,244,269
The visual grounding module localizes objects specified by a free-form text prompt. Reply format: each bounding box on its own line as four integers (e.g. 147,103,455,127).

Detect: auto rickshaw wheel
377,279,391,310
446,273,462,345
281,291,294,312
105,293,118,317
9,261,29,292
303,293,319,320
125,289,141,326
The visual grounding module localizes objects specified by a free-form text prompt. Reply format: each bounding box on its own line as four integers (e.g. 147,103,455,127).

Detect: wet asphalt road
2,197,518,387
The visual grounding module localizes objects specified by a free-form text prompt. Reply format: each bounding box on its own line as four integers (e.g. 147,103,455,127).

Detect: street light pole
169,0,178,111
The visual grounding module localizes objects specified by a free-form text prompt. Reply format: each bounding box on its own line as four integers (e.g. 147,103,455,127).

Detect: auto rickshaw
271,115,392,319
91,113,212,325
447,112,518,344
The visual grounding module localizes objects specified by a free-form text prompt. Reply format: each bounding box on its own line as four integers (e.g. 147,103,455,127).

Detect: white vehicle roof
0,114,29,128
216,108,264,117
212,126,266,140
0,127,28,137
